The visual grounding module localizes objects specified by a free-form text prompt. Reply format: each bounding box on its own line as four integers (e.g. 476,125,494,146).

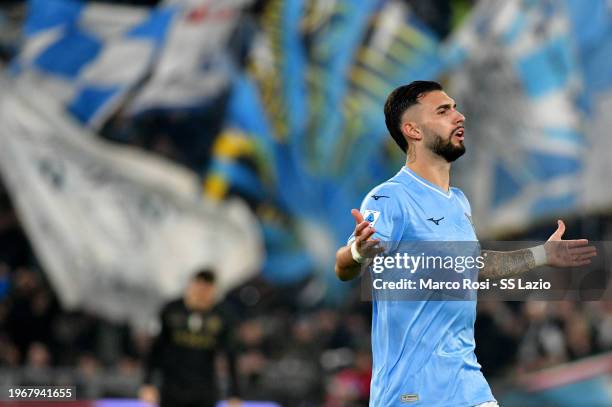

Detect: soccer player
139,270,241,407
334,81,597,406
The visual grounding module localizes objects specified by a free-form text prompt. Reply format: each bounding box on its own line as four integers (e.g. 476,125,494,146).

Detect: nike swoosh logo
427,217,444,225
371,195,390,200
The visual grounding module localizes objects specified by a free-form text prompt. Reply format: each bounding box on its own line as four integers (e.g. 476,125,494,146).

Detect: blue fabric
25,0,83,35
68,85,120,123
127,7,174,43
525,152,582,181
493,163,523,207
515,37,574,98
33,28,102,79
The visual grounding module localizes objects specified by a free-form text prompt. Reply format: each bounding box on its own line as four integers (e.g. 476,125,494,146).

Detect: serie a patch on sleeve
363,210,381,226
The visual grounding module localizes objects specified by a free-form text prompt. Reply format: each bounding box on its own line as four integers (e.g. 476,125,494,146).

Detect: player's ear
402,121,422,142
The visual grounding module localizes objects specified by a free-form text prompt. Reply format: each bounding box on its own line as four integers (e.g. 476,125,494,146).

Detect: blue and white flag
128,0,251,115
564,0,612,214
445,0,589,236
15,0,248,129
15,0,176,129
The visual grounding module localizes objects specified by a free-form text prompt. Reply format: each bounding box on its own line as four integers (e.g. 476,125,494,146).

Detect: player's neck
406,156,451,192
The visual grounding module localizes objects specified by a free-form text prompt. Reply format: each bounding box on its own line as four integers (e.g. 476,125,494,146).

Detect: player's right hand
351,209,384,258
138,385,159,405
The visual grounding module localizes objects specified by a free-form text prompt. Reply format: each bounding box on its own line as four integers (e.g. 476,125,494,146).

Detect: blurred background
0,0,611,406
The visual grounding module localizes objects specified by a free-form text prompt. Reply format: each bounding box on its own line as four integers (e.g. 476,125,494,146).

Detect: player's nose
454,109,465,125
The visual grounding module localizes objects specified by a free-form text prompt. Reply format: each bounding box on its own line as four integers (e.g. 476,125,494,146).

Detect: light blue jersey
353,167,496,407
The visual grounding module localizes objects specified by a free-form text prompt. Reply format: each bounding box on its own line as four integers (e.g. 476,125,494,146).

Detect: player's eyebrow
435,102,457,111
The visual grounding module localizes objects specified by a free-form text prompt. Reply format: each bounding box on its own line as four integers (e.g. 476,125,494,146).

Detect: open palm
544,220,597,267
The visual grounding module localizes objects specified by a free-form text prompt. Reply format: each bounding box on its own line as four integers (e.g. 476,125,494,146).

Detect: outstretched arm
480,220,597,279
335,209,383,281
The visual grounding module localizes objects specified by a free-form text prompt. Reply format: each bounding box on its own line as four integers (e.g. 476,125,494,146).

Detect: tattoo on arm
480,249,536,279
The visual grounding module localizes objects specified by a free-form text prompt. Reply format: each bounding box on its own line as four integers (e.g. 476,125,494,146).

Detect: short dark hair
192,269,216,284
384,81,443,152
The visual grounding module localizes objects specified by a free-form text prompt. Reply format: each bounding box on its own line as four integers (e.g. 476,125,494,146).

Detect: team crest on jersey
363,210,381,226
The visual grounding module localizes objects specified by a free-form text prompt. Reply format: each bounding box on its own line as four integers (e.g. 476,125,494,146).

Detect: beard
428,132,465,162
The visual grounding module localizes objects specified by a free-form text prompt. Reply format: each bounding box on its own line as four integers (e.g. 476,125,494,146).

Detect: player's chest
404,198,476,241
167,310,224,349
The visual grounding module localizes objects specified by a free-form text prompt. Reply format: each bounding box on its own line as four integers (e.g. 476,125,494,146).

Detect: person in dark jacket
139,269,241,407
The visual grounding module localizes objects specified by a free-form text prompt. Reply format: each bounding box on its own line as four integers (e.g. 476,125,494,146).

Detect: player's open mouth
453,127,465,141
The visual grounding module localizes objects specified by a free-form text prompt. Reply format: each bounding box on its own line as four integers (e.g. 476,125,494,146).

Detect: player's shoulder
360,181,401,213
163,298,184,313
450,186,468,199
450,187,471,211
450,186,467,198
365,179,406,199
360,178,407,210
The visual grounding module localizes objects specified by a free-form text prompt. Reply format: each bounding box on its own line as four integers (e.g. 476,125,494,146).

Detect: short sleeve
347,185,404,247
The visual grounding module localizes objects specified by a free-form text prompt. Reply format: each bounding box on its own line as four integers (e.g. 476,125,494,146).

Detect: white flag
0,78,262,327
128,0,252,114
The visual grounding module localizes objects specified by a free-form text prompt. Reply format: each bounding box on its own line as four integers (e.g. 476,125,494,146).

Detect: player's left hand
544,220,597,267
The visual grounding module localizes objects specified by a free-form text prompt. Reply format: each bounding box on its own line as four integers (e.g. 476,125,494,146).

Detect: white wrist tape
530,245,547,267
351,241,366,264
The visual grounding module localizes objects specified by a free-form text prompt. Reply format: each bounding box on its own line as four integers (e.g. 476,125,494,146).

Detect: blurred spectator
6,267,59,364
564,313,596,360
0,187,30,268
593,301,612,350
317,309,343,348
0,334,20,367
517,301,567,372
236,318,270,399
52,311,100,366
325,349,371,407
260,316,323,406
553,301,601,361
139,269,241,407
26,341,51,370
21,341,52,387
78,353,102,378
475,301,522,377
325,349,372,407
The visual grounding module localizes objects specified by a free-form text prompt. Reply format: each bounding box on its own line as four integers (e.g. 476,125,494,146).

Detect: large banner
0,79,262,327
15,0,174,128
14,0,248,128
127,0,251,115
206,0,444,289
445,0,612,237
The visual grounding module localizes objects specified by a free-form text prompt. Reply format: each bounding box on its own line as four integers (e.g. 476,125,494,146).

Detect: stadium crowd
1,184,612,404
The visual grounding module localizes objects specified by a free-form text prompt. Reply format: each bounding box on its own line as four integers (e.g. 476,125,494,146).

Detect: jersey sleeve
347,185,404,247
